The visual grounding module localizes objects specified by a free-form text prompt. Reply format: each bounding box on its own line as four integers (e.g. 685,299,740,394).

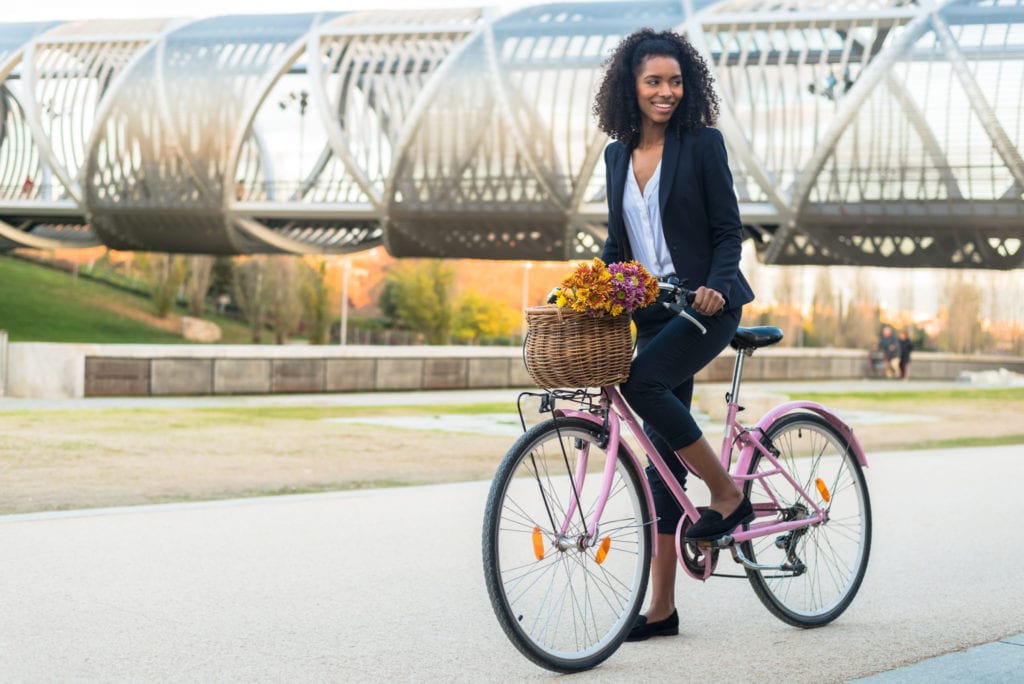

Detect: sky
3,0,543,24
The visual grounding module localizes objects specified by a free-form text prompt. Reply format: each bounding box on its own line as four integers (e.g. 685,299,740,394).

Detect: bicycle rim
482,418,651,672
742,413,872,627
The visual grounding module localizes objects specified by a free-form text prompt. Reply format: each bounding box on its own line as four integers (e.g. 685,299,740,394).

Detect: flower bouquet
554,258,660,317
524,259,659,389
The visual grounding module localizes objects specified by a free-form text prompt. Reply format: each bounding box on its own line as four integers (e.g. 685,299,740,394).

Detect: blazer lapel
659,129,681,216
608,144,629,231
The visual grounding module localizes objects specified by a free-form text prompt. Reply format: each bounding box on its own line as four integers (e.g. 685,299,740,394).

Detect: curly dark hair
593,28,720,148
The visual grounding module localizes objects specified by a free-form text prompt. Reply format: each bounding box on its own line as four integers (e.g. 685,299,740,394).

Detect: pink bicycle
482,281,872,672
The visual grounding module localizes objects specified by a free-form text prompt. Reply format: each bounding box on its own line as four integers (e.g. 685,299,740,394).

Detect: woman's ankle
645,604,676,622
709,488,743,514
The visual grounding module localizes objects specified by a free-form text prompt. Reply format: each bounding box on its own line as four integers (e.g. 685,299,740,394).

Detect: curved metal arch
19,42,82,203
682,7,795,224
305,15,381,209
221,13,347,253
931,6,1024,193
772,5,938,262
380,10,493,225
0,21,122,250
87,13,328,253
1,2,1022,268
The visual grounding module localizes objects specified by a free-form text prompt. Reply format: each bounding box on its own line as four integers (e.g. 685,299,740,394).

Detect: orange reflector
815,478,831,503
532,526,545,560
595,536,612,564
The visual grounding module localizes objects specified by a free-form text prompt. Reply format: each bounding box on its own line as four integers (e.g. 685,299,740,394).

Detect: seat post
728,348,750,406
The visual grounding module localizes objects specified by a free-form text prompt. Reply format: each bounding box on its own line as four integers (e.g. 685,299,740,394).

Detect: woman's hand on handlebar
691,286,725,317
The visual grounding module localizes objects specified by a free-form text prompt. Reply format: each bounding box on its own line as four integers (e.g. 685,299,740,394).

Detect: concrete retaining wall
0,329,7,397
3,342,1023,399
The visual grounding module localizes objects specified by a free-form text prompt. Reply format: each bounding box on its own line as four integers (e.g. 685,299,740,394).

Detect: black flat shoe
625,609,679,642
684,497,755,542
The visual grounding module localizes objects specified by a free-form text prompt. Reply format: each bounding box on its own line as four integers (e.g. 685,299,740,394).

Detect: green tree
300,260,332,345
380,259,455,344
185,255,216,317
209,257,235,300
234,257,268,343
453,291,518,343
266,256,303,345
137,253,187,318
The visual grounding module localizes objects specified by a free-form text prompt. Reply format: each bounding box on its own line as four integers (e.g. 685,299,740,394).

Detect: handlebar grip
657,278,697,305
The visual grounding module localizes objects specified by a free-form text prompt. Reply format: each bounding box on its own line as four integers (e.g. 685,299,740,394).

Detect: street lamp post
340,257,351,346
278,90,309,197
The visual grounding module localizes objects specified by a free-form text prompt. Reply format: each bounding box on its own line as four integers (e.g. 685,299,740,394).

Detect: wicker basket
523,305,633,388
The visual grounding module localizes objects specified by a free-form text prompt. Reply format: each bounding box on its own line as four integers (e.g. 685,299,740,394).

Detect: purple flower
607,261,657,315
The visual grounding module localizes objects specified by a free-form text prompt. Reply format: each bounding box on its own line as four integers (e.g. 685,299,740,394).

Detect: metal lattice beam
0,1,1020,268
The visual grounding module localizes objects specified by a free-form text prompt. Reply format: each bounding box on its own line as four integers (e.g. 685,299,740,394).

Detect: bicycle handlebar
659,277,707,335
544,277,708,335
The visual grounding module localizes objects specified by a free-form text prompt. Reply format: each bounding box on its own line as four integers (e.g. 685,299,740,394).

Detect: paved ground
2,435,1022,681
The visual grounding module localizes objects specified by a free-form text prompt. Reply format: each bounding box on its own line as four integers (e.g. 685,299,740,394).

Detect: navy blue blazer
600,126,755,310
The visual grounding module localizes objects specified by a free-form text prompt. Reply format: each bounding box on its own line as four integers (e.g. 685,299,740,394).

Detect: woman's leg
675,436,742,516
623,306,740,629
635,384,690,624
645,533,678,622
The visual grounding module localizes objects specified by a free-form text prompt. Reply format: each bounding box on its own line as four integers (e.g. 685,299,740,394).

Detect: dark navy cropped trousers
620,297,741,534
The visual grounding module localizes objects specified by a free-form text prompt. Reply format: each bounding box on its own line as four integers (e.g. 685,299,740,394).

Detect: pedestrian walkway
2,381,1021,681
2,442,1023,681
854,633,1024,682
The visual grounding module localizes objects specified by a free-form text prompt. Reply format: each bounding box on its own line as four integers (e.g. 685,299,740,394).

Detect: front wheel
482,417,652,673
742,412,872,627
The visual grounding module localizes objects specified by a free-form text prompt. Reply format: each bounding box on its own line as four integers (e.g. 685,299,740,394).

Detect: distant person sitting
898,330,913,380
879,325,900,379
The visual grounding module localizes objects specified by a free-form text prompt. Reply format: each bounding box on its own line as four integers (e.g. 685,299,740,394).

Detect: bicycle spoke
742,414,871,627
483,419,651,669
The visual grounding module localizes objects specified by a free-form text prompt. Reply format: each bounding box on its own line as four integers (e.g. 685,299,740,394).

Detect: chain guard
676,514,719,580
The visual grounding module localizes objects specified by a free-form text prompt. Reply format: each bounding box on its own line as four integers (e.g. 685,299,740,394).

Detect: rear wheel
482,417,652,672
742,413,871,627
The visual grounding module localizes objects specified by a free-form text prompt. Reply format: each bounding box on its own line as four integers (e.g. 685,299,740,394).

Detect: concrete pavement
2,438,1023,681
0,378,995,412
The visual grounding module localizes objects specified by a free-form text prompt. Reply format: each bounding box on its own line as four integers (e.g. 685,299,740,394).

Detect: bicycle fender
553,408,661,557
753,401,869,468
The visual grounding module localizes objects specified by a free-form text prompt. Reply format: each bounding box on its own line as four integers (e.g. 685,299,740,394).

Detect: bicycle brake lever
662,302,708,335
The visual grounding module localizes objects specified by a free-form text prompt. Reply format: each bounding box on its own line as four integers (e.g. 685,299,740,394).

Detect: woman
898,329,913,379
594,28,756,641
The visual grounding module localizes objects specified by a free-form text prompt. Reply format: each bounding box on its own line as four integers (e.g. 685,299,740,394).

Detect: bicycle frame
552,362,869,563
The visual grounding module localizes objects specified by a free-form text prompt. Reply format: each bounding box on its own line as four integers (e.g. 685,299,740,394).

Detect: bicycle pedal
695,535,734,549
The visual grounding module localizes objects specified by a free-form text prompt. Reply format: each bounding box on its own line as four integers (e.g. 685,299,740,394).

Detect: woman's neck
636,120,667,150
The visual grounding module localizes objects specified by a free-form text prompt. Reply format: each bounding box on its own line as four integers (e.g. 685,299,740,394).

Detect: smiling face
634,54,683,127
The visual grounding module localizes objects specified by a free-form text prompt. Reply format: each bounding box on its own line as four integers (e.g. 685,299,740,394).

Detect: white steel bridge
0,0,1022,268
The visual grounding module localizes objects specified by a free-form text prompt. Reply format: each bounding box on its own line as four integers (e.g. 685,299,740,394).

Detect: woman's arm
698,128,744,303
600,143,626,264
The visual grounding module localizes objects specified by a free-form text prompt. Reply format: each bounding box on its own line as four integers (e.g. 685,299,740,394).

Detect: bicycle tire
741,412,872,627
482,417,652,673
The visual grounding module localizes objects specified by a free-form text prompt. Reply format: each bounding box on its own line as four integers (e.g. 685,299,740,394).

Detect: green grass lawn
800,387,1024,403
0,255,251,343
